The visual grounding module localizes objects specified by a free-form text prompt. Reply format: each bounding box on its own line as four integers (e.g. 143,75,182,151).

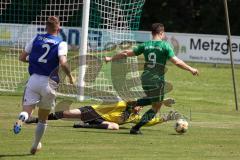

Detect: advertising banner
165,32,240,64
1,23,240,64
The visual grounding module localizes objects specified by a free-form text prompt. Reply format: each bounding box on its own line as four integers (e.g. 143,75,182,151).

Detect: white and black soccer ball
174,119,188,134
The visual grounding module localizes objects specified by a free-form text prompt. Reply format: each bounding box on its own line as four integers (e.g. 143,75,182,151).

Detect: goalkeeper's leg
26,108,83,124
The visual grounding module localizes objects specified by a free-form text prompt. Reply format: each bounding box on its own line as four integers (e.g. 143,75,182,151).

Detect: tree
140,0,240,35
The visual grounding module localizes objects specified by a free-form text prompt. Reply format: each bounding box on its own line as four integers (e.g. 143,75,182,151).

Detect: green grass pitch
0,63,240,160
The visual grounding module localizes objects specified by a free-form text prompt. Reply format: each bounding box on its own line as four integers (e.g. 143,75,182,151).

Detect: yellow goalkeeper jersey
92,101,127,124
91,101,164,126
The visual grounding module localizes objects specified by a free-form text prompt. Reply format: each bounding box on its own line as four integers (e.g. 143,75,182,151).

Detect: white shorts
23,74,58,110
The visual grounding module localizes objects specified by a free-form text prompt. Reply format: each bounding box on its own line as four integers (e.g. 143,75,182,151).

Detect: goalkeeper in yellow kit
26,99,179,130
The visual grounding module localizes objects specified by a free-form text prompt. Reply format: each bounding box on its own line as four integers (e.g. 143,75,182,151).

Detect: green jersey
133,40,175,78
133,40,175,67
133,40,175,102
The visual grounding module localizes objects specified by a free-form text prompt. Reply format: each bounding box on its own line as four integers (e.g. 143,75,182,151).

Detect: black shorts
78,106,105,125
141,79,165,103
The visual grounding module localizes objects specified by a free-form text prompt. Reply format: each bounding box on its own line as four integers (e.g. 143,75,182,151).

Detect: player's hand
190,68,199,76
68,75,75,85
104,56,112,63
133,106,142,114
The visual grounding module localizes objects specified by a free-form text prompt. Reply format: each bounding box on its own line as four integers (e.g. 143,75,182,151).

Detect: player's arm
19,51,29,63
170,56,199,76
105,50,135,63
165,42,199,76
19,36,36,63
105,43,144,63
59,56,74,84
58,42,74,84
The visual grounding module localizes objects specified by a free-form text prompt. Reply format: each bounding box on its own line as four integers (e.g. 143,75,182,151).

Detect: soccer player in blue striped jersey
13,16,74,154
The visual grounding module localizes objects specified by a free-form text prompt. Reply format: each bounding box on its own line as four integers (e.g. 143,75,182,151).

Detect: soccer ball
174,119,188,134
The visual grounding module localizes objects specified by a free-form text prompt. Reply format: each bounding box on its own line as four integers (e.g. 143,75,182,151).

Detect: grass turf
0,63,240,160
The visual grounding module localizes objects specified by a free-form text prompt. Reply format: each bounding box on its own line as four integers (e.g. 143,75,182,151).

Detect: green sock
133,109,156,130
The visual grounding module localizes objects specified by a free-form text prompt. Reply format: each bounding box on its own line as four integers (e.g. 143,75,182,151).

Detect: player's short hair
46,16,60,33
151,23,164,35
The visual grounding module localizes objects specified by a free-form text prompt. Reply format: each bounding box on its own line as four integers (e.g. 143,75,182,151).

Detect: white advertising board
1,23,240,64
165,32,240,64
132,31,240,64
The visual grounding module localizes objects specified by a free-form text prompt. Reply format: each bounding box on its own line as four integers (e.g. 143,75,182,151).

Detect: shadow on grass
0,153,32,158
74,129,130,135
168,133,185,136
46,125,131,129
73,128,165,135
119,126,130,130
48,125,73,128
26,124,75,128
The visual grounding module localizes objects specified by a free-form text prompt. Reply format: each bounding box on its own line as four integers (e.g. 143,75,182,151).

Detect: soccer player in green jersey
105,23,199,134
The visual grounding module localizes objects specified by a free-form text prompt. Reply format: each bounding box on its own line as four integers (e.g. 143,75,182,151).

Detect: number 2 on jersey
38,44,50,63
147,52,156,68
